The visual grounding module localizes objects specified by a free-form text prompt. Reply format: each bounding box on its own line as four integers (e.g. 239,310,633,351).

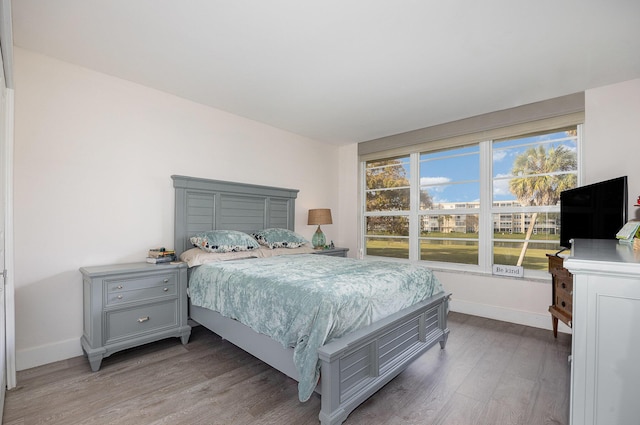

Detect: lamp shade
307,208,333,225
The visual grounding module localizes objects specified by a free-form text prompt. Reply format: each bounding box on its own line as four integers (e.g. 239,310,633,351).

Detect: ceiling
10,0,640,145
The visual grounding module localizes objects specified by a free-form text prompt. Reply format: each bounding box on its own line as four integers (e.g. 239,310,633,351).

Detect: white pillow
179,248,258,267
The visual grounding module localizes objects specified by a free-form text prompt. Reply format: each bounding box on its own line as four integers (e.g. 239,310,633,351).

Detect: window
419,145,480,265
492,129,578,270
362,126,580,276
364,156,411,259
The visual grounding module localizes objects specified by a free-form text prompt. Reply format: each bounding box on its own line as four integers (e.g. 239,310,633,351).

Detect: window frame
360,123,583,279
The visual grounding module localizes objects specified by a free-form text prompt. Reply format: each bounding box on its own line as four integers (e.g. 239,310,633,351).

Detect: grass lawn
366,234,558,270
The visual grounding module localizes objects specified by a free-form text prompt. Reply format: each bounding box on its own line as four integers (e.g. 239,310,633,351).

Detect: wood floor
3,312,572,425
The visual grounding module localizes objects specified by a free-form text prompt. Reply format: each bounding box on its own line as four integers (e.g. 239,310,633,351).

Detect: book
146,254,176,264
148,248,175,258
148,251,175,258
616,222,640,241
619,237,635,245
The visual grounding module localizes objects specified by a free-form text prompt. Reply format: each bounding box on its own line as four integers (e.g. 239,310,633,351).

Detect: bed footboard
317,292,450,425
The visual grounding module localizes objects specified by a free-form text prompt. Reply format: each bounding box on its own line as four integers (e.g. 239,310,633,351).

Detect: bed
172,175,450,425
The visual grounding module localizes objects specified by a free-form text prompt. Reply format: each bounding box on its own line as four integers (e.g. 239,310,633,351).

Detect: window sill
428,265,552,284
362,255,551,283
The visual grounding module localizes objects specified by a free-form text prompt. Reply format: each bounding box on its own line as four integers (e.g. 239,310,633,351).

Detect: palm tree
509,145,576,265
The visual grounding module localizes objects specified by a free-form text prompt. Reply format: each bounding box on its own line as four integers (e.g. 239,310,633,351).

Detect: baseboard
17,300,570,371
16,337,83,371
450,299,572,334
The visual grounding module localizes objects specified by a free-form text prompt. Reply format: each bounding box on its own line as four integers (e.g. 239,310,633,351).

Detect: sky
419,130,578,205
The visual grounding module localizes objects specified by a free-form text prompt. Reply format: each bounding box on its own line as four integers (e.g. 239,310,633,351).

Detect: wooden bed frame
172,175,450,425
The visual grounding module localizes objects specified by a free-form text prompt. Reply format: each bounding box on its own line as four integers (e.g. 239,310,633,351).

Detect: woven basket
634,238,640,251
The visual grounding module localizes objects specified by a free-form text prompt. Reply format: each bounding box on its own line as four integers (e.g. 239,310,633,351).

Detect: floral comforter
188,254,443,401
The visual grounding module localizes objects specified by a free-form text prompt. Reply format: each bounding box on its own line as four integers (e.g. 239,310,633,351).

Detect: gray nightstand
311,247,349,257
80,262,191,371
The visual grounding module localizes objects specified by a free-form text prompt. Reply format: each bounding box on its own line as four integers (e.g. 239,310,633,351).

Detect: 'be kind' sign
493,264,524,278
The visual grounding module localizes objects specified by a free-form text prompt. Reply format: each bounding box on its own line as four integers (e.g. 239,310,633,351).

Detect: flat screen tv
559,176,628,249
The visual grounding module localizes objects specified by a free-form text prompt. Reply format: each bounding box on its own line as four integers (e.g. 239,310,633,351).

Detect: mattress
188,254,443,401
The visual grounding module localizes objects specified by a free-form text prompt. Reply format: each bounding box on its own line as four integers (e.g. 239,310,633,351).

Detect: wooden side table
546,254,573,337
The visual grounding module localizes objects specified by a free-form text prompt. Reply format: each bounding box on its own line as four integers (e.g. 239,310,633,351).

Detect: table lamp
308,208,332,249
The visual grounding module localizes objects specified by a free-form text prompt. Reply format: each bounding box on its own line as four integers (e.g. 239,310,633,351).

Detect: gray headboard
172,175,299,257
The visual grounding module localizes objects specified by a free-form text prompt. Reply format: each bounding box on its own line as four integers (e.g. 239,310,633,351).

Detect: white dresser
563,239,640,425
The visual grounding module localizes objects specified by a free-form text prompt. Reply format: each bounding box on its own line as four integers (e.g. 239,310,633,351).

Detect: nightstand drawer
552,267,573,282
548,254,565,273
555,289,572,314
107,273,176,293
106,282,177,306
556,276,573,293
105,300,178,344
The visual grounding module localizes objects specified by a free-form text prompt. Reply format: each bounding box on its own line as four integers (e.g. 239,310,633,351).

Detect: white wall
337,143,359,256
337,78,640,332
584,79,640,221
13,48,341,370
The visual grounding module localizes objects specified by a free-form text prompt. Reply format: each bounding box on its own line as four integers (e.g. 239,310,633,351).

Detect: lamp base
312,225,326,249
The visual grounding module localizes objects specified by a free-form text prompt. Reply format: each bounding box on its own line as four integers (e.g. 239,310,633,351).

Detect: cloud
420,177,451,204
420,176,451,187
493,150,507,162
493,173,511,196
433,198,449,204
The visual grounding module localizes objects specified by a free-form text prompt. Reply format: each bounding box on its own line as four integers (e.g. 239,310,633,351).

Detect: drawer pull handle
561,283,566,289
163,278,169,283
117,285,123,290
117,295,123,300
561,301,566,307
163,287,169,292
138,316,150,323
